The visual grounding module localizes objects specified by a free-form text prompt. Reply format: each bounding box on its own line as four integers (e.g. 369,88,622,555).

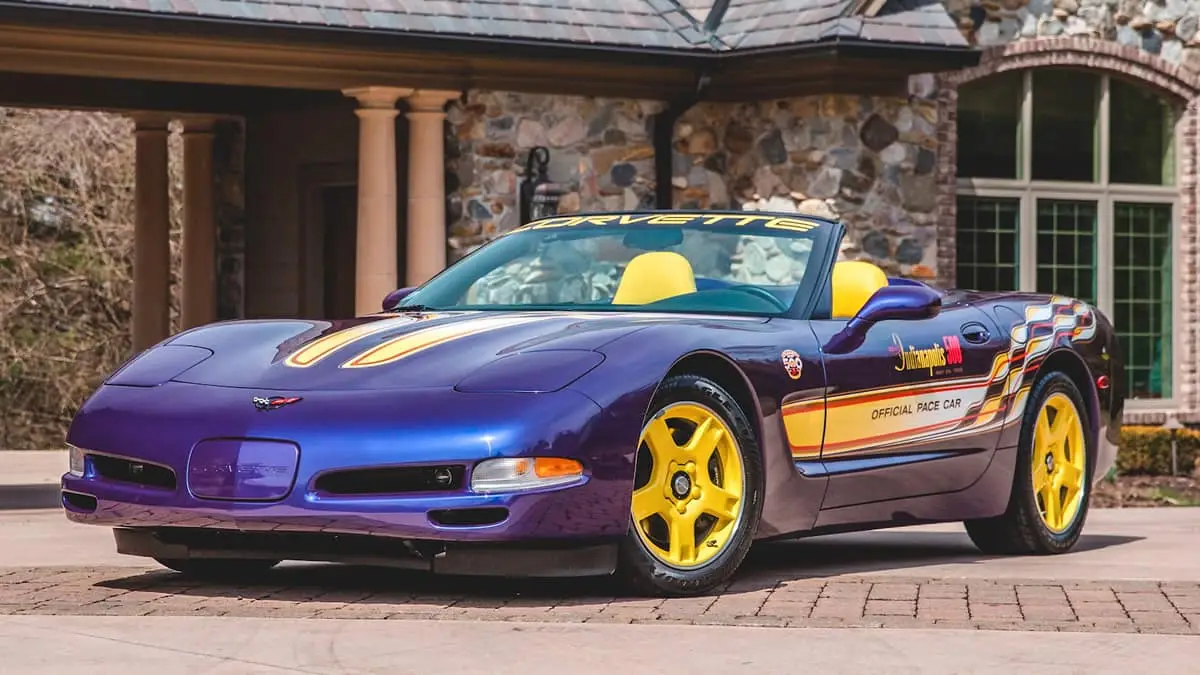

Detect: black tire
615,373,764,596
155,557,281,579
964,370,1092,555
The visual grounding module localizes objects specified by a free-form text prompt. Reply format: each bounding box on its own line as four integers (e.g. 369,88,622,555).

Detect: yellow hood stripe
283,313,445,368
340,314,554,369
288,311,647,371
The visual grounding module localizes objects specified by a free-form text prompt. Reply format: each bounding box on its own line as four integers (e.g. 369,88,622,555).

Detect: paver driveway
2,507,1197,635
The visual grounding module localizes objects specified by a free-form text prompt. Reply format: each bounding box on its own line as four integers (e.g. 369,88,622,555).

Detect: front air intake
90,454,177,490
313,465,466,496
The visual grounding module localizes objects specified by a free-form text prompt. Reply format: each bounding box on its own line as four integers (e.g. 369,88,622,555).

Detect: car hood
120,310,709,392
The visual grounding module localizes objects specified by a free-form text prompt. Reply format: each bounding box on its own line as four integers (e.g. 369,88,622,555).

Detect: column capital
128,112,171,132
405,89,461,114
342,86,414,110
178,116,217,135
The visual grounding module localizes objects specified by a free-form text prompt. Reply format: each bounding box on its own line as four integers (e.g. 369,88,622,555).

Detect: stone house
0,0,1195,427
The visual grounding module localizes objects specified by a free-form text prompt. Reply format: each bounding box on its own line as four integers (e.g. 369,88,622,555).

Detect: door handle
960,322,991,344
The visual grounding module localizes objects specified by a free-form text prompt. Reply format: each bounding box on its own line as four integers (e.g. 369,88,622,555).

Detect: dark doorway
294,112,408,320
298,160,359,320
320,185,358,319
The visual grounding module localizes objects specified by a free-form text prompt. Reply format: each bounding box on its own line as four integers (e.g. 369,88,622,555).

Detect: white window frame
956,69,1183,411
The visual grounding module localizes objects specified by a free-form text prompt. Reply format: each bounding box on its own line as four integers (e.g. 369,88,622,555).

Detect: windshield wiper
391,304,439,312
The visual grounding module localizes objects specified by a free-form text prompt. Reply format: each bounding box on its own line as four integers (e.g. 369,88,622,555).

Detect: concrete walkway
0,450,63,485
2,615,1197,674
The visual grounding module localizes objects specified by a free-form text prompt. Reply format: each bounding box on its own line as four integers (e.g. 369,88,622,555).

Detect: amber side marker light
471,457,584,493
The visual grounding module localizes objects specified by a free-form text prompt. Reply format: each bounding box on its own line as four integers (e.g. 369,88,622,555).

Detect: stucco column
130,114,171,353
343,86,412,316
404,89,460,287
180,118,217,329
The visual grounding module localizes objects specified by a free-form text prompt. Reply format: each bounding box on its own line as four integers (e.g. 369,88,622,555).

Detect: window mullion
1098,193,1113,317
1098,76,1112,315
1099,75,1110,186
1020,190,1036,291
1020,71,1033,184
1019,72,1034,290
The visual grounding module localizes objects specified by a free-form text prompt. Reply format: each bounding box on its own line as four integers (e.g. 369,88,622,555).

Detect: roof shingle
712,0,965,49
8,0,970,51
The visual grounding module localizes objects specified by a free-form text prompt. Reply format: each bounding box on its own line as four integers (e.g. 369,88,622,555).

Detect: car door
806,297,1010,509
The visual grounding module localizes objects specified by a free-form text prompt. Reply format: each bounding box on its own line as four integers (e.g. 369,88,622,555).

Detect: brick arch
932,36,1200,424
946,37,1200,101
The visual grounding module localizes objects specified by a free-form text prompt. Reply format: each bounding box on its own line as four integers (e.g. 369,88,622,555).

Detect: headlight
470,457,584,493
67,445,86,476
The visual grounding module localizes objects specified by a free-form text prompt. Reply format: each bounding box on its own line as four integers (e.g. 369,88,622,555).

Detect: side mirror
382,287,416,312
823,285,942,354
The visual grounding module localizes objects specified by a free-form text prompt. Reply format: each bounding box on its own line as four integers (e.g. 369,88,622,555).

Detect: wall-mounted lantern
519,146,563,224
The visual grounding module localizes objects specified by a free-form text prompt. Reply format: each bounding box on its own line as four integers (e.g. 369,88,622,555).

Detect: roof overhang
705,39,981,100
0,1,979,107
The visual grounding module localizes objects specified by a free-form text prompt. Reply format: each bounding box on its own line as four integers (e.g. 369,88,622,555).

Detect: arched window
956,68,1179,403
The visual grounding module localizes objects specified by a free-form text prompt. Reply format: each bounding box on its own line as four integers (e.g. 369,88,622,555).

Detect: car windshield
398,212,833,316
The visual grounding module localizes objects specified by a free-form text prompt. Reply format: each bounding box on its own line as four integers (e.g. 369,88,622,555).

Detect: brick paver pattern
1,566,1198,634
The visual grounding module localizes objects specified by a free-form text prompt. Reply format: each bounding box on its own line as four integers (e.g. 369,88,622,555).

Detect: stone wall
445,91,665,259
946,0,1200,66
671,83,942,280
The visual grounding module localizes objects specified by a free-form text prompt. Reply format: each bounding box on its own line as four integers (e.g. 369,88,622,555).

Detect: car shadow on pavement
91,529,1144,602
727,530,1143,590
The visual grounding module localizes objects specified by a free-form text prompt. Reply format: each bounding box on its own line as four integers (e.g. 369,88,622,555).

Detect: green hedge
1115,425,1200,476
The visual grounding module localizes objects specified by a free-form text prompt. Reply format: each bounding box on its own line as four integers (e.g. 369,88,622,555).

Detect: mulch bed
1093,475,1200,507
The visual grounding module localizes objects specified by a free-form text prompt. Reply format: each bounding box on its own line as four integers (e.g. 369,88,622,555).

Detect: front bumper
61,382,632,573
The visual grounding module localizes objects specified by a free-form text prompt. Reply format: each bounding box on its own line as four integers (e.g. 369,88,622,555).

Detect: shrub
1116,425,1200,476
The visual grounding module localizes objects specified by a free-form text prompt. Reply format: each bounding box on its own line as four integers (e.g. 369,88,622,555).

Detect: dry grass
1093,475,1200,508
0,108,184,449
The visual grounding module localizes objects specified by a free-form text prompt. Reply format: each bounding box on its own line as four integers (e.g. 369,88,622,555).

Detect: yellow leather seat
612,251,697,305
831,260,888,318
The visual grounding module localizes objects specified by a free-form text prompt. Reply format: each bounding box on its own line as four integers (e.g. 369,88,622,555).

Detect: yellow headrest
612,251,697,305
831,260,888,318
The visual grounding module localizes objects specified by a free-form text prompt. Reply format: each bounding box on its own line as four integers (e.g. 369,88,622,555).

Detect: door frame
298,161,357,319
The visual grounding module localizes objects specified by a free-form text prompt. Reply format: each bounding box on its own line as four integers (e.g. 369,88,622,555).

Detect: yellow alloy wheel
1031,392,1087,533
631,402,745,569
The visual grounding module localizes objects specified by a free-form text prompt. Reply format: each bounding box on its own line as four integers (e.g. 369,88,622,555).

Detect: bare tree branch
0,108,185,448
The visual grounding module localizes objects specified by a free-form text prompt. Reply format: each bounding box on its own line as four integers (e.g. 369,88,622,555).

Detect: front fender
567,321,775,443
566,317,782,475
566,325,719,471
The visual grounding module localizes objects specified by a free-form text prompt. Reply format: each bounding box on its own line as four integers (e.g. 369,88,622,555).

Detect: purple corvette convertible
62,210,1123,596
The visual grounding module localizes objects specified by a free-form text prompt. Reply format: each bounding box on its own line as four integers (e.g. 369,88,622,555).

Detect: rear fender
989,296,1116,481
